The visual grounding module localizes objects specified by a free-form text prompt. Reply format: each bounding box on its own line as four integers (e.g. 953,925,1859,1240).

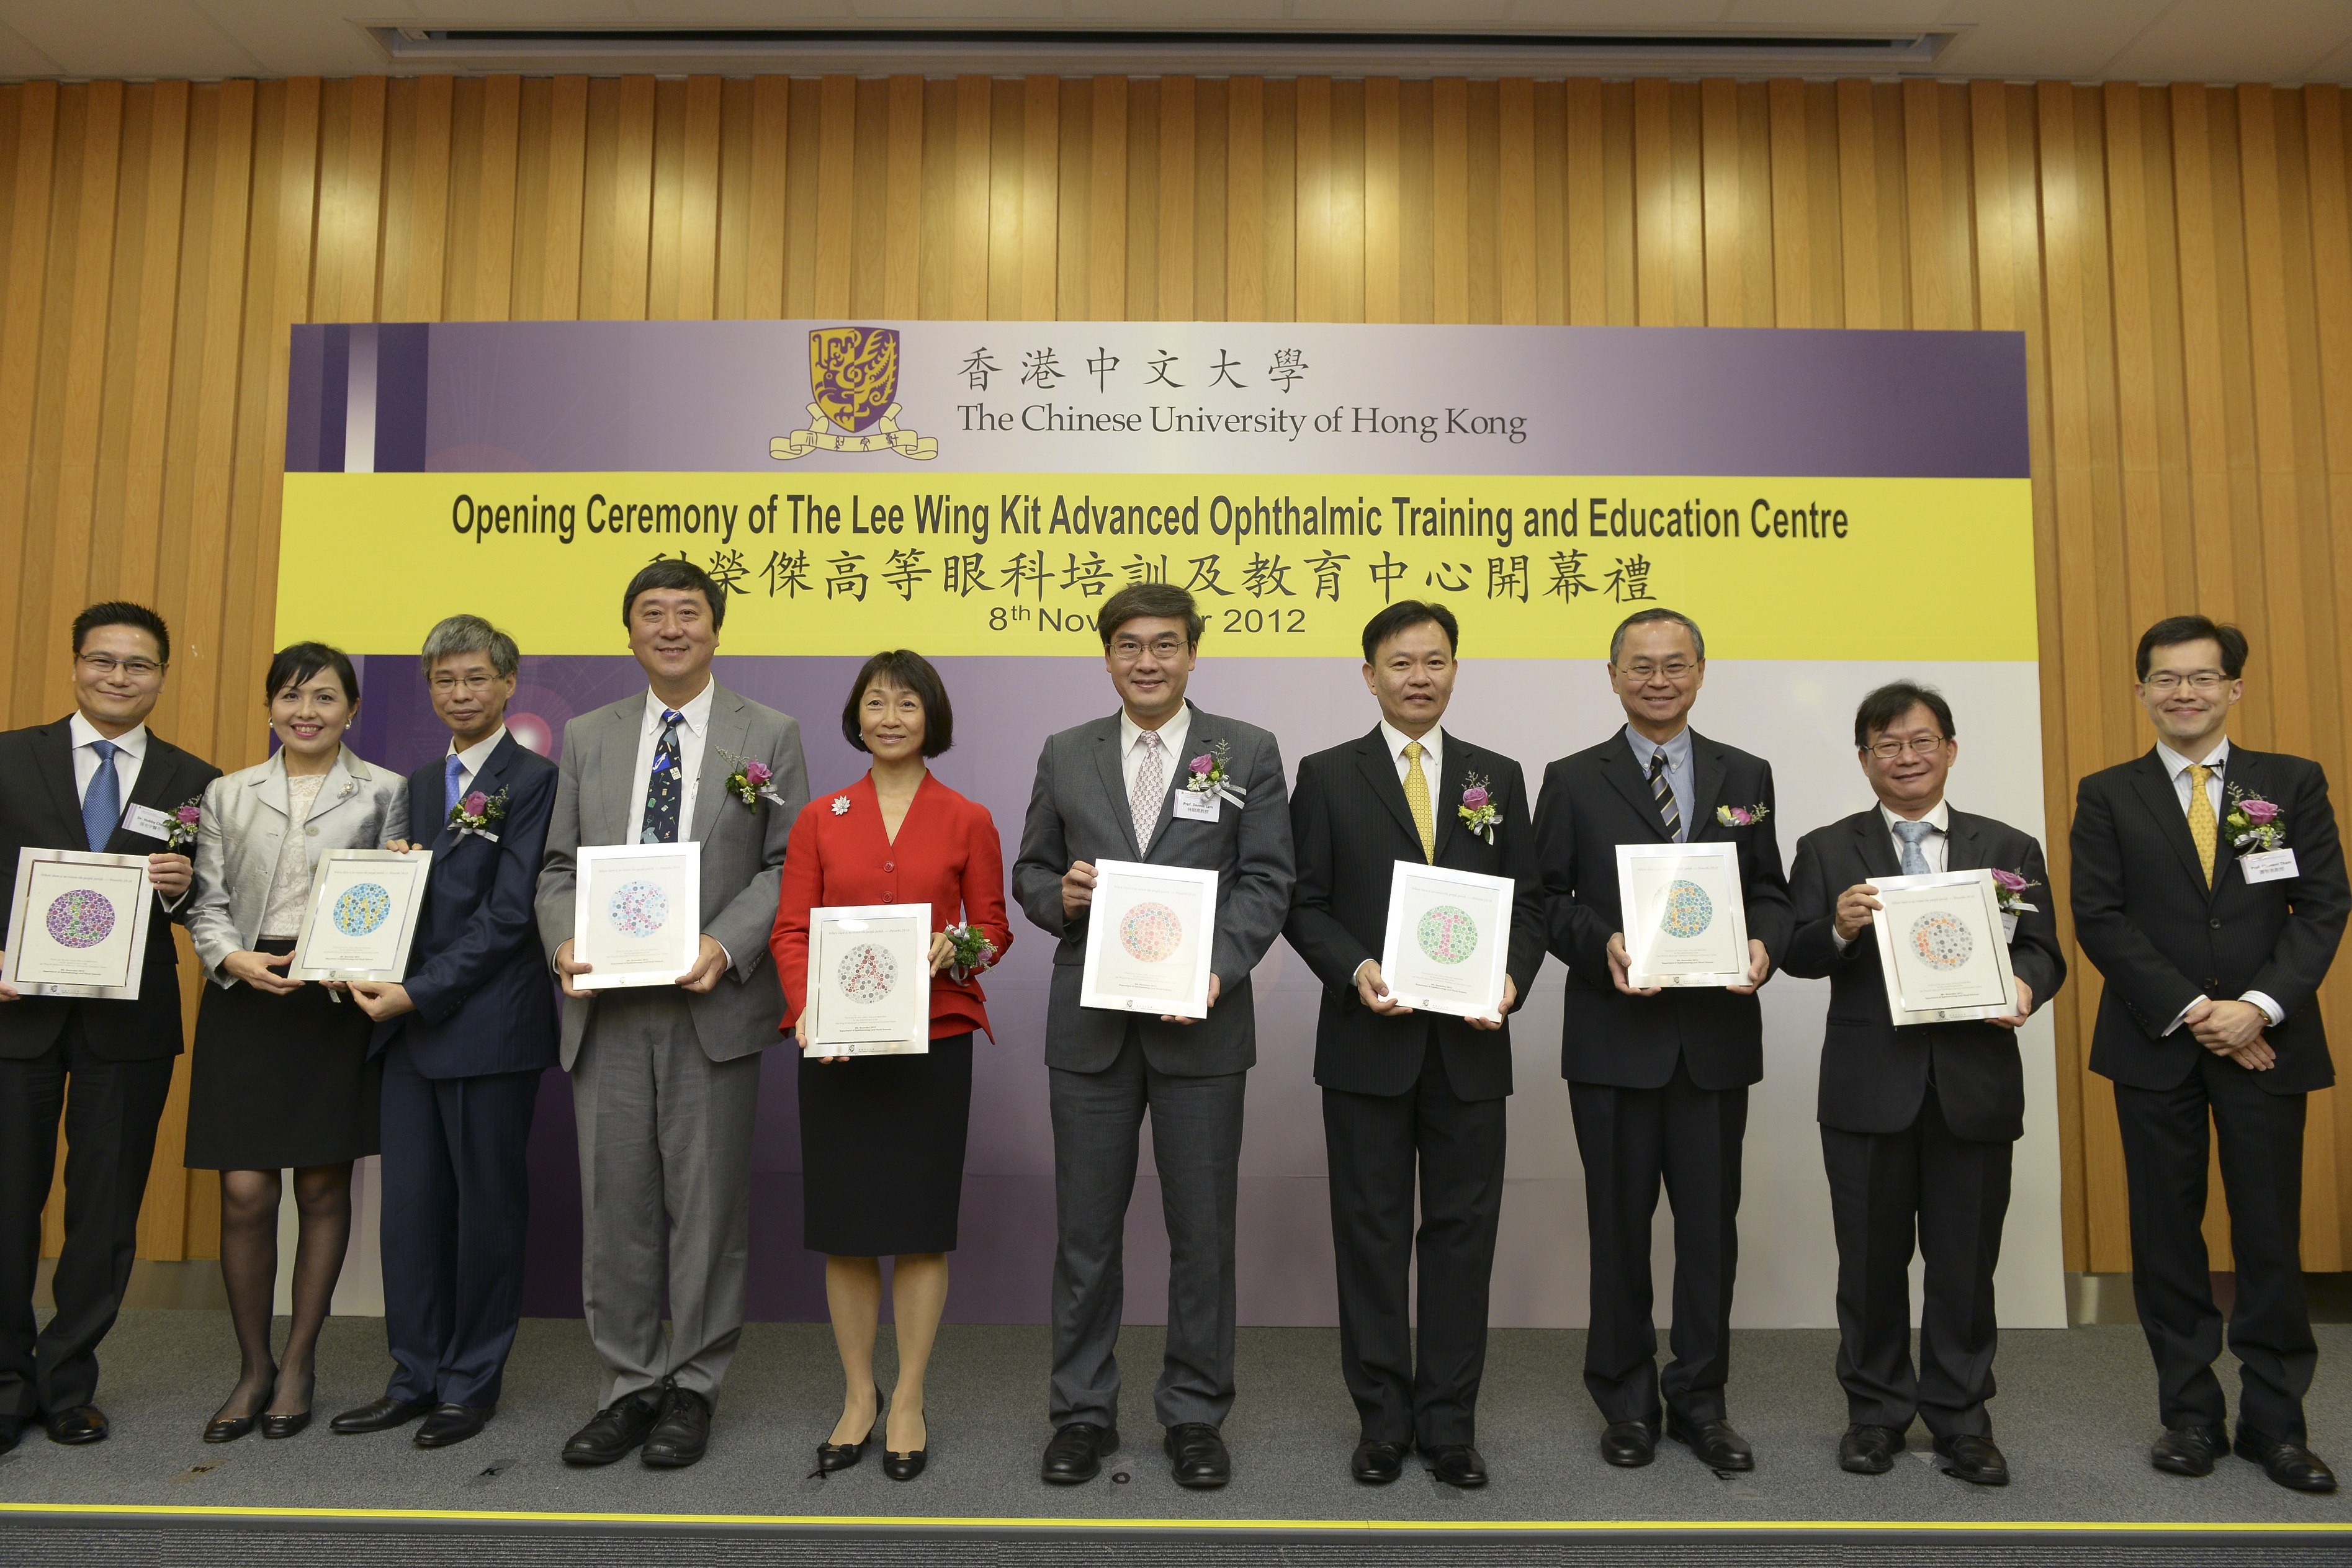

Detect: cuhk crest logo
771,326,937,461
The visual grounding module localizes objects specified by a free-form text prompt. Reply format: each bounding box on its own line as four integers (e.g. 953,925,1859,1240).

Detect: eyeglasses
1111,637,1188,662
429,674,500,695
78,653,163,679
1865,735,1950,761
2143,671,2229,693
1618,660,1697,683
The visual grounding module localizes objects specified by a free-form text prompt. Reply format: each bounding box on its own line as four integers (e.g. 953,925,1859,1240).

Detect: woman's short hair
266,642,359,706
842,650,954,758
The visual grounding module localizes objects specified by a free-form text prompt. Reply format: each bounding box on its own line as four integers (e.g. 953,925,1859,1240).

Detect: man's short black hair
1360,600,1460,665
73,601,169,665
842,650,955,758
1097,582,1203,648
623,557,727,633
2136,615,2247,681
266,642,359,707
1853,681,1956,750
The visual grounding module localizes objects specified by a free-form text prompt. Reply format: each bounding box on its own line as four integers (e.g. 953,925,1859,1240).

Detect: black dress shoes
640,1386,712,1469
0,1415,20,1455
1040,1422,1117,1485
203,1412,255,1444
415,1404,492,1449
259,1409,311,1440
1600,1418,1658,1467
1932,1432,2009,1486
883,1446,928,1481
331,1397,431,1435
1667,1413,1754,1471
1838,1425,1903,1474
42,1405,107,1445
1352,1440,1407,1484
817,1419,875,1475
1165,1422,1232,1489
2235,1430,2339,1494
1426,1445,1488,1489
2150,1425,2229,1477
560,1389,666,1466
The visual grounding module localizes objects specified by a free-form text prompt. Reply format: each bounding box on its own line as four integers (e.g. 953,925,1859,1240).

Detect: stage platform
4,1312,2351,1563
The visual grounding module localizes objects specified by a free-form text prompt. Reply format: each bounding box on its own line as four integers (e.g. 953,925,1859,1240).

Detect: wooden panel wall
7,74,2351,1274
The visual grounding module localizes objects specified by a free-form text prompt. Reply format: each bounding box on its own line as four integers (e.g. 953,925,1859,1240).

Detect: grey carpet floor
4,1313,2352,1530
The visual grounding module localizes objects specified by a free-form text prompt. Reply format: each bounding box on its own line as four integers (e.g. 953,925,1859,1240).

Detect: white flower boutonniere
829,794,852,817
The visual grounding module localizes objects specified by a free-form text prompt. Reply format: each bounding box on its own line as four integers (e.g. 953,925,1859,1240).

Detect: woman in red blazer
770,650,1012,1483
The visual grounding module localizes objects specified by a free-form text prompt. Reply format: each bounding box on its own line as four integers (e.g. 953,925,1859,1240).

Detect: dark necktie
642,710,685,843
84,739,121,851
1648,748,1681,842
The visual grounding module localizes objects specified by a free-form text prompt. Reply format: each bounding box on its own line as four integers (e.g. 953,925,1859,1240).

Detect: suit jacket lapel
104,737,182,853
1430,740,1468,861
1687,731,1728,840
1599,734,1671,841
1850,810,1903,882
600,698,647,843
37,722,84,841
1353,729,1424,855
1093,717,1143,860
691,690,750,842
2128,750,2212,897
1944,813,1982,874
439,733,519,849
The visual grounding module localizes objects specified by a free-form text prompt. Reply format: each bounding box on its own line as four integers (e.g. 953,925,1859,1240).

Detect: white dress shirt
447,723,509,803
626,682,716,846
1377,719,1442,789
70,712,146,811
2153,737,2284,1033
1118,703,1193,806
1831,800,1950,954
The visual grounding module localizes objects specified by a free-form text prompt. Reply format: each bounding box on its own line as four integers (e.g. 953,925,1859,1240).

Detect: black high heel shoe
815,1402,880,1474
204,1367,276,1443
260,1369,314,1439
884,1411,928,1481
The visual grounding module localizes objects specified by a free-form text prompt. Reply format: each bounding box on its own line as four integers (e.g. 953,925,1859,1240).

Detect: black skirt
185,939,382,1171
798,1032,973,1257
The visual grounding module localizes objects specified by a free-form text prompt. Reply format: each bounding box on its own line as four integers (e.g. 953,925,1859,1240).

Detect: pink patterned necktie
1131,730,1166,853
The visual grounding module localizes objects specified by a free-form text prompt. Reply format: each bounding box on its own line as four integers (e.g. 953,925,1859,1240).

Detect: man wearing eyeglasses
1782,683,2063,1487
0,603,220,1453
2071,616,2349,1494
1012,582,1294,1490
1531,607,1791,1472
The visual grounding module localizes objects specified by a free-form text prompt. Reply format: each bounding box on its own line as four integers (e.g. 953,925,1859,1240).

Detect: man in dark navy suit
1532,606,1792,1472
2072,616,2349,1494
1784,682,2065,1487
330,616,559,1450
1285,602,1545,1490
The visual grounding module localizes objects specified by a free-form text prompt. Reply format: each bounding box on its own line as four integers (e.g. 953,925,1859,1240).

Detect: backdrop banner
286,319,2059,1329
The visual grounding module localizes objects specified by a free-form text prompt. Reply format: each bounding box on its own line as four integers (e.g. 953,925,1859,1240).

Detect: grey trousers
1048,1028,1246,1431
571,988,762,1408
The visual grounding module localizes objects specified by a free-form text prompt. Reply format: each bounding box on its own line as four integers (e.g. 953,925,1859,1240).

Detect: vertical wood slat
884,76,923,319
1293,76,1330,323
1021,75,1058,322
1226,78,1262,323
1089,76,1127,323
1157,76,1195,323
1837,79,1882,329
1432,79,1468,324
1497,78,1537,326
1699,78,1740,327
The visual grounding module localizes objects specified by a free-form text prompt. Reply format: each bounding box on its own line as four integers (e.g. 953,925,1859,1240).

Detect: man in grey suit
534,559,809,1471
1013,583,1295,1490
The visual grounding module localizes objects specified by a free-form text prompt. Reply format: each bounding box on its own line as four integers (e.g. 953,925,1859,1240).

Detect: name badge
2240,849,2299,885
2001,912,2018,944
1171,789,1220,823
122,804,176,843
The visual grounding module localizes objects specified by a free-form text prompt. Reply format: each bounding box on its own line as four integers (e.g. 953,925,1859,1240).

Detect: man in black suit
1532,606,1791,1471
0,603,220,1452
1784,682,2065,1487
1285,602,1545,1490
2071,615,2350,1494
330,616,560,1451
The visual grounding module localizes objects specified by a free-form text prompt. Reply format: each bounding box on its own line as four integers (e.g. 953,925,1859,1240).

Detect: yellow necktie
1404,740,1436,862
2188,762,2217,887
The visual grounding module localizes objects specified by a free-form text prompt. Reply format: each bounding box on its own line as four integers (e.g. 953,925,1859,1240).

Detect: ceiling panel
0,0,266,78
2102,0,2352,83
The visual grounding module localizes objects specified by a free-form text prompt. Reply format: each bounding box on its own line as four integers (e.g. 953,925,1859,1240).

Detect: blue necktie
444,754,467,823
1893,818,1934,876
83,740,121,851
642,710,685,843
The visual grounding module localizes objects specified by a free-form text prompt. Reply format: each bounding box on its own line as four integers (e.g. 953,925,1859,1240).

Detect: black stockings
213,1163,352,1420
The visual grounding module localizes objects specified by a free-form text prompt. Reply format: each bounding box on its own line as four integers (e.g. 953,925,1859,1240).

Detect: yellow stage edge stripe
2,1501,2346,1533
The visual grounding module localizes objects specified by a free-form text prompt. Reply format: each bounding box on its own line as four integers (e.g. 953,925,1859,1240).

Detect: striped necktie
1647,749,1681,841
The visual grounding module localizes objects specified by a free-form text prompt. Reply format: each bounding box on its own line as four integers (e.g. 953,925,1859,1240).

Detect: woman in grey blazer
183,643,406,1443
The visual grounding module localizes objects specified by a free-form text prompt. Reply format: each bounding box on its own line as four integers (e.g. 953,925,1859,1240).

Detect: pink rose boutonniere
1716,803,1770,828
1183,739,1247,806
1457,775,1501,844
721,749,789,811
164,797,202,850
447,786,508,843
943,921,998,983
1991,866,2040,941
2224,785,2286,853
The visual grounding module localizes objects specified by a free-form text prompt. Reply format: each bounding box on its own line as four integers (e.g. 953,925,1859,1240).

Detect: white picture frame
1869,867,2022,1026
573,842,702,989
801,902,933,1056
1376,861,1514,1021
1616,840,1753,989
290,848,434,982
1079,858,1218,1019
1,847,158,1000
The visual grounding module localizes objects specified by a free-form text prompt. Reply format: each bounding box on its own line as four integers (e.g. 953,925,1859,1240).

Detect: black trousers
2113,1055,2315,1443
0,1010,174,1420
1322,1040,1506,1449
1569,1056,1745,1425
1820,1083,2011,1439
378,1044,542,1410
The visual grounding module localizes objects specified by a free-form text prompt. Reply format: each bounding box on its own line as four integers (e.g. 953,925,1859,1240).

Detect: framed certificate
290,849,433,982
1079,859,1218,1019
1869,869,2021,1026
1617,841,1752,989
802,902,933,1056
573,843,701,989
1,847,157,1000
1377,862,1514,1021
